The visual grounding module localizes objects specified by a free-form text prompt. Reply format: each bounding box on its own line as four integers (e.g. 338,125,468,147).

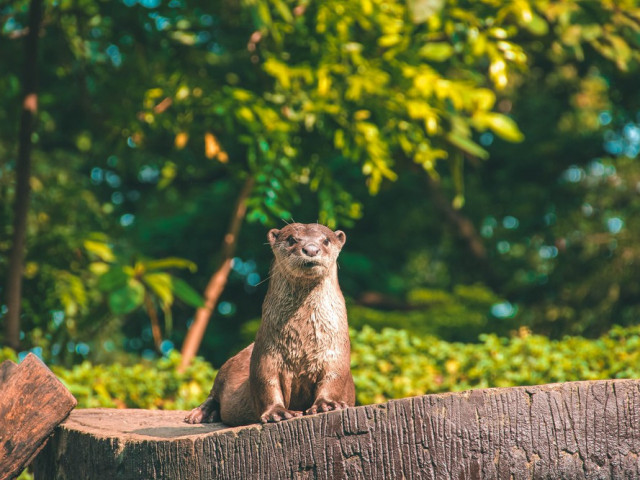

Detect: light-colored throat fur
257,264,347,376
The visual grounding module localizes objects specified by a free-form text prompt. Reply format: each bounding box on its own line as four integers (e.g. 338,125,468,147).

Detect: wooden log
0,360,17,384
33,378,640,479
0,353,77,480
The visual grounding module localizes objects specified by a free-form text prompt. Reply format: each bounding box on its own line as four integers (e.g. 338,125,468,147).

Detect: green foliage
87,236,203,319
0,347,18,363
351,324,640,405
6,323,640,414
52,351,216,410
348,284,514,342
2,0,640,368
0,349,215,410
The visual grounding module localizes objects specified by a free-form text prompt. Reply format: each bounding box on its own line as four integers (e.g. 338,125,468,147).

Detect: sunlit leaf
407,0,445,24
170,31,196,45
378,35,401,47
143,272,173,307
446,133,489,159
89,262,109,275
418,43,454,62
523,15,549,36
158,161,177,189
272,0,293,22
141,257,198,273
84,239,115,262
474,112,525,142
204,132,221,159
175,132,188,149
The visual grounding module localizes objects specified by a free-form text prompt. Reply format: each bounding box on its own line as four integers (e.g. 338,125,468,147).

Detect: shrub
0,349,217,410
350,324,640,405
51,351,217,409
5,324,640,411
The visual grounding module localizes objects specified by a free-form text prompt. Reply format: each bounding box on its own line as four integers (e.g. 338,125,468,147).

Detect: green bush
351,325,640,405
0,349,217,410
52,351,217,409
5,324,640,412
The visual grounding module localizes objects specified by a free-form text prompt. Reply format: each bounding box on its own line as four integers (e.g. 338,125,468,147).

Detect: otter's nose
302,244,320,257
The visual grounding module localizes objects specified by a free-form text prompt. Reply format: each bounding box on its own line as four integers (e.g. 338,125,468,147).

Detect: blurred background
3,0,640,411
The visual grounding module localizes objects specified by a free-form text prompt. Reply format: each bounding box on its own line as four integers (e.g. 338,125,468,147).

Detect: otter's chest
275,306,343,374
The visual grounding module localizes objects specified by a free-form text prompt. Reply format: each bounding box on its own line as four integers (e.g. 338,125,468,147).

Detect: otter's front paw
305,399,349,415
184,406,220,424
260,405,303,423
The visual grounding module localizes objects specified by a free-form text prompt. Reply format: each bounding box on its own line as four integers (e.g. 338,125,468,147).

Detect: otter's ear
267,229,280,246
334,230,346,247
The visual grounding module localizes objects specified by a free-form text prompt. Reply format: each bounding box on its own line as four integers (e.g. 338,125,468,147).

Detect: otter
184,223,355,426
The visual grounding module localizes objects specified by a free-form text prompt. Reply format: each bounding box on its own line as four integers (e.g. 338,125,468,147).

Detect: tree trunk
179,176,255,372
4,0,44,350
33,378,640,479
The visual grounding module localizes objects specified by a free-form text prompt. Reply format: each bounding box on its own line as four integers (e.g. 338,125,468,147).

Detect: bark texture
34,379,640,479
0,354,77,480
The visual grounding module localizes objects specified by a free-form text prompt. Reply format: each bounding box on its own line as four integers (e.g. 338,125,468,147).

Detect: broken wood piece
0,360,17,384
0,353,77,480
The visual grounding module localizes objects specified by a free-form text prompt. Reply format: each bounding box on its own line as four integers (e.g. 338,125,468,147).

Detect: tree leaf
446,133,489,159
143,272,173,307
171,278,205,308
272,0,293,22
480,113,525,142
408,0,445,24
174,132,188,149
97,266,130,292
141,257,198,273
170,31,197,45
523,15,549,36
378,35,401,47
418,43,454,62
204,132,221,159
108,279,145,314
84,239,115,262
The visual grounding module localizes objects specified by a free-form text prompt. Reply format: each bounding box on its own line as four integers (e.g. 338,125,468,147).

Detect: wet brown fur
184,223,355,426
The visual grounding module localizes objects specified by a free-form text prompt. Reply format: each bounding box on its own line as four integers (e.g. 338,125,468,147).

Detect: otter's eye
323,237,330,246
287,236,297,246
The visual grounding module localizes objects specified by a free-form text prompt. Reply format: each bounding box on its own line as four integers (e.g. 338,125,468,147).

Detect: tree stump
0,353,77,480
33,379,640,479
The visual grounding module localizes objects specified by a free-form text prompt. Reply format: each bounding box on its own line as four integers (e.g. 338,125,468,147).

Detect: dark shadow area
129,423,230,438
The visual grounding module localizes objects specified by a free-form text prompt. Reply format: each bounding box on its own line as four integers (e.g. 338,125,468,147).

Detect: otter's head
268,223,346,279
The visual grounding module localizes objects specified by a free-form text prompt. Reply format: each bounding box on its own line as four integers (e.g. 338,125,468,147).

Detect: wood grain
0,353,77,480
0,360,17,384
33,379,640,479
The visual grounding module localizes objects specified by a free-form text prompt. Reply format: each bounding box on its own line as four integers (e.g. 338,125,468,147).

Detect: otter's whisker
255,274,273,287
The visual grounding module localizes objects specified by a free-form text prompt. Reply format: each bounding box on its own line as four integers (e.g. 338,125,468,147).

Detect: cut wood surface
33,379,640,479
0,353,77,480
